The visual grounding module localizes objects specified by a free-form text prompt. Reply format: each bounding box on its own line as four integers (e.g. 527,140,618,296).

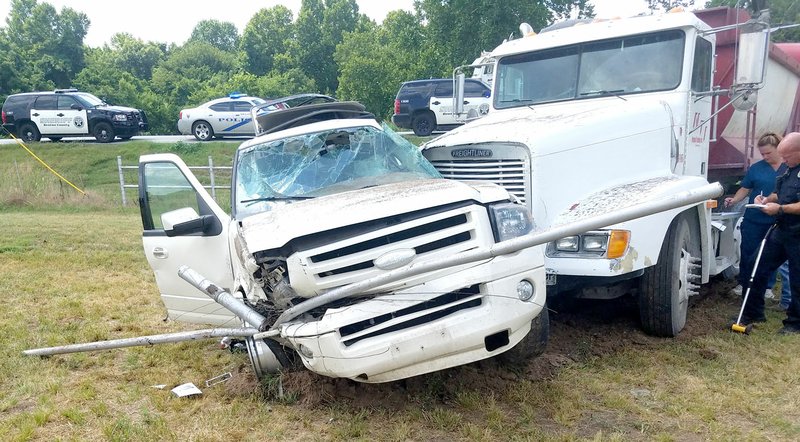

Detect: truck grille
338,285,481,346
424,144,531,206
296,204,485,290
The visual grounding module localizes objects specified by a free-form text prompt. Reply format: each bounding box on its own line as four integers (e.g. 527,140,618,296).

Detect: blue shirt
741,160,788,224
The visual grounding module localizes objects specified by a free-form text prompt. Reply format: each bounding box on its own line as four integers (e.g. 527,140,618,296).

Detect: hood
423,98,675,156
98,105,141,113
240,178,508,252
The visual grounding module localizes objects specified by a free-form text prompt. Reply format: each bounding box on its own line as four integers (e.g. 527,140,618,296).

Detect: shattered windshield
495,30,684,108
234,123,441,217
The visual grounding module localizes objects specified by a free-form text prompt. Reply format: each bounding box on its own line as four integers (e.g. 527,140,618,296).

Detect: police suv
1,89,148,143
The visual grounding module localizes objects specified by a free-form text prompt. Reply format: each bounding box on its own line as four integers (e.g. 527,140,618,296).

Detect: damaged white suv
137,101,547,383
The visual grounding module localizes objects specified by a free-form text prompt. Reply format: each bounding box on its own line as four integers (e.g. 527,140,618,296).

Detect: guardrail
117,156,231,206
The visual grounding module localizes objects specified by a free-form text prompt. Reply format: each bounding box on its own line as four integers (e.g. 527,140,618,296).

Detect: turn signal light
607,230,630,259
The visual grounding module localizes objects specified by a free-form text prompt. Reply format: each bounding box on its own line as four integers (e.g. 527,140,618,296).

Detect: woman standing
724,132,791,307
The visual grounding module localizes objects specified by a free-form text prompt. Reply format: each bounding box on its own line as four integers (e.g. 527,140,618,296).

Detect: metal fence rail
117,156,231,206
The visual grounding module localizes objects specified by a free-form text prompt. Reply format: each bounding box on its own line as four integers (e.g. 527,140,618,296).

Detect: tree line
0,0,796,135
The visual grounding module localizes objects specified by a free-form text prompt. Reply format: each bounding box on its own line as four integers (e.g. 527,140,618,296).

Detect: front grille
430,159,528,203
296,205,484,289
339,285,482,346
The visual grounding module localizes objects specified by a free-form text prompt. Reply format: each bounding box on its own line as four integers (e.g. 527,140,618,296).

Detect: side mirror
734,27,770,87
70,103,83,111
161,207,214,237
453,73,466,116
483,90,491,98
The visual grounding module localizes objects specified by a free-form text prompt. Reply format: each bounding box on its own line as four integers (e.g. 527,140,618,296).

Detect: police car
177,93,267,141
1,89,148,143
177,93,338,141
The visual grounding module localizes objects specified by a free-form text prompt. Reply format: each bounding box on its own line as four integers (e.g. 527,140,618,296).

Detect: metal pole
178,266,270,331
117,156,127,206
271,182,724,328
23,328,258,357
208,156,216,200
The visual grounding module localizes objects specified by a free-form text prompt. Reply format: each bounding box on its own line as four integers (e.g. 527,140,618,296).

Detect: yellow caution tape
5,131,86,196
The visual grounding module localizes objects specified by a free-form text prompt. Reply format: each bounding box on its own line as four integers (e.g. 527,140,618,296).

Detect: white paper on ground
171,383,202,397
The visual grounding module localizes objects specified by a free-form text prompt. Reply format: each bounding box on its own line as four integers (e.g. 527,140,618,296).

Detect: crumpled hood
240,178,508,252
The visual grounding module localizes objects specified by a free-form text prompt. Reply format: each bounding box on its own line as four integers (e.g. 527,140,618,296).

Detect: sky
0,0,653,48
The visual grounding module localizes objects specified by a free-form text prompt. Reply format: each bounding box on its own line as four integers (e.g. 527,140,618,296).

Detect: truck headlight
489,202,534,242
582,235,608,252
555,236,579,252
113,114,128,122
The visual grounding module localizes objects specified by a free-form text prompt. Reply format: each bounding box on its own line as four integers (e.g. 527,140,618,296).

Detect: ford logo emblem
451,148,493,158
374,248,416,270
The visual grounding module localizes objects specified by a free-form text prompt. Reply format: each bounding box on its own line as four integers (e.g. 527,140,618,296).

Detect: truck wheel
93,122,115,143
18,123,41,142
499,304,549,366
192,120,214,141
639,214,700,337
412,112,435,136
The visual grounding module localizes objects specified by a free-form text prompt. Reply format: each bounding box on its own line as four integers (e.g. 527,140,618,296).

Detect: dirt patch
269,277,742,409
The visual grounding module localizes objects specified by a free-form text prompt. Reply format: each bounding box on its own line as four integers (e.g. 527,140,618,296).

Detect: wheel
192,120,214,141
17,123,41,142
499,305,549,366
412,112,435,136
48,137,62,142
93,122,115,143
639,214,701,337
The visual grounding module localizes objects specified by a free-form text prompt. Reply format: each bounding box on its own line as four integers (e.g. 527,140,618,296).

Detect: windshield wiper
240,195,315,205
499,98,536,104
579,89,625,97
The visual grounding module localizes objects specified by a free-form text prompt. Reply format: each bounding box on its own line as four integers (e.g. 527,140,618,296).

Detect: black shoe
778,326,800,335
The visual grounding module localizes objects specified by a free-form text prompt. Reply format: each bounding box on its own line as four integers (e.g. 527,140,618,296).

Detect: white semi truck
422,7,800,337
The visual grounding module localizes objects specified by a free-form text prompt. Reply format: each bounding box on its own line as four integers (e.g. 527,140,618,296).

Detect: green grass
2,143,800,440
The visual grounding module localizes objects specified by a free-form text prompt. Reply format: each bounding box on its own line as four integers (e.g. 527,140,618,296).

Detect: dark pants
738,218,776,287
743,227,800,328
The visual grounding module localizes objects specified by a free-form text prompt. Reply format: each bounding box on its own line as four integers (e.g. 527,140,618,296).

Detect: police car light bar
228,92,245,99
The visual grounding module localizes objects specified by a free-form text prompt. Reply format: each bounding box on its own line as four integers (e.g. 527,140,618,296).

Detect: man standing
742,132,800,333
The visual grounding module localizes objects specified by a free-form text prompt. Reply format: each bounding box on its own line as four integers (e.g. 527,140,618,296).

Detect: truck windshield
234,123,441,216
74,93,106,108
495,30,685,108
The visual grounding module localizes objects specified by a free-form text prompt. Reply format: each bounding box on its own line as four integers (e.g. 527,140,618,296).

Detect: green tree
240,6,294,75
108,33,166,80
647,0,696,11
3,0,89,89
190,19,240,52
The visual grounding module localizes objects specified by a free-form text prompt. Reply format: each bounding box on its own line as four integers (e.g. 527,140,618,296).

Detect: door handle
57,113,64,117
152,246,168,259
32,113,39,117
432,101,441,105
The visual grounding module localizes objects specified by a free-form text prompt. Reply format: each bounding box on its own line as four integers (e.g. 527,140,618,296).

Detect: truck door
55,95,88,135
138,154,237,326
685,36,714,177
30,95,61,136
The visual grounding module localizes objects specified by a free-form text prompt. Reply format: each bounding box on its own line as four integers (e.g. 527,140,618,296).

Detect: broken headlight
489,202,534,242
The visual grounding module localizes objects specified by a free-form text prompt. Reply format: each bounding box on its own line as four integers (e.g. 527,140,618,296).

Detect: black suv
392,78,491,136
1,89,148,142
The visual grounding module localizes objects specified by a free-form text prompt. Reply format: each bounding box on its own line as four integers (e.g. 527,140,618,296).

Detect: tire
93,122,115,143
412,112,435,136
192,120,214,141
499,305,550,366
639,214,700,337
48,137,62,142
18,123,41,142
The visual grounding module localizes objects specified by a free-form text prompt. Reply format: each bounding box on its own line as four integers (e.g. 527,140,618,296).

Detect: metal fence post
208,156,216,200
117,156,127,206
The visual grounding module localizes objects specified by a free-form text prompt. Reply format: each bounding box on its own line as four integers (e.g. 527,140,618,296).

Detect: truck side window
464,81,488,97
434,82,453,97
57,96,78,110
33,95,57,110
141,162,201,230
691,37,713,92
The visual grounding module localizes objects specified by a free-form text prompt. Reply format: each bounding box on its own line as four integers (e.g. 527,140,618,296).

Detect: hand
724,197,735,207
761,202,781,215
754,194,767,204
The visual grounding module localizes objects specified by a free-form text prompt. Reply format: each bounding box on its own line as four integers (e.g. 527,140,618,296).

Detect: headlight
582,235,608,252
489,202,534,242
555,236,579,251
113,114,128,122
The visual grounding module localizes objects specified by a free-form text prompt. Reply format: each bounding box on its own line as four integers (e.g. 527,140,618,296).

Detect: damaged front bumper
278,258,545,383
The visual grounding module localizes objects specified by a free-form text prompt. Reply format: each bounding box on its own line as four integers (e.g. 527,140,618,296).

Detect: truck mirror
162,207,215,237
734,27,769,86
453,73,465,116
